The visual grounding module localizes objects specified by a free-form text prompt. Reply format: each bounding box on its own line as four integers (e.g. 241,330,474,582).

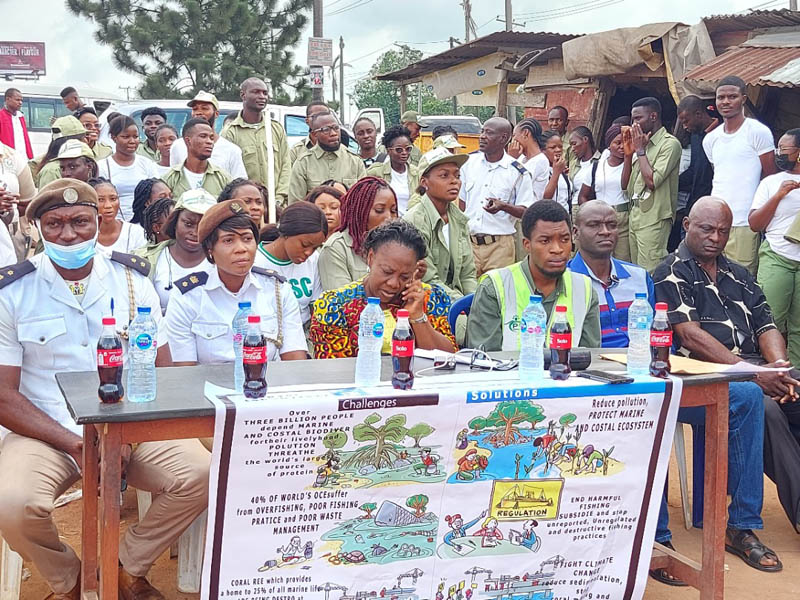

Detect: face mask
775,153,798,172
38,223,98,269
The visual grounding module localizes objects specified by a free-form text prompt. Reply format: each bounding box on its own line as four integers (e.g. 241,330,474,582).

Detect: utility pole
418,83,423,113
791,0,798,11
339,36,345,124
505,0,512,31
312,0,323,102
461,0,473,42
449,37,458,116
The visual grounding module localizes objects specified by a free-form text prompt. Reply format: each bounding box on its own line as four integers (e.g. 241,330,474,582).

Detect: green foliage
358,502,377,517
406,423,435,447
347,413,408,470
322,429,347,450
66,0,313,103
406,494,429,517
483,401,546,445
559,413,577,427
468,416,487,432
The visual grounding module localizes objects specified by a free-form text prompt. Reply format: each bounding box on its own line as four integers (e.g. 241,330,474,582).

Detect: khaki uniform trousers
0,434,210,594
629,209,672,273
471,234,516,277
613,208,631,263
725,225,761,275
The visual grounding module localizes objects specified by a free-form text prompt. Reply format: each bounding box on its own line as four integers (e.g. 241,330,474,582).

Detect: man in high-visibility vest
466,200,600,351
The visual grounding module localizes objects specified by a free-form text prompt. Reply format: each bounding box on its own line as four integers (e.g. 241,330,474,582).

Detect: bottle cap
137,306,151,314
247,315,261,323
102,317,115,326
635,292,647,299
397,309,410,318
529,295,542,303
238,301,252,309
555,305,567,313
367,297,381,305
655,302,668,311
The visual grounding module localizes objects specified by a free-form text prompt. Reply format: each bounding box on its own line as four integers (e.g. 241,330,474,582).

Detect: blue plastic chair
447,293,474,336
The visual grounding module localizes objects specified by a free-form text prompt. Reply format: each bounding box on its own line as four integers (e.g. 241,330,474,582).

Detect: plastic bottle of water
520,295,547,382
627,292,653,376
355,297,385,386
127,306,158,402
232,301,252,393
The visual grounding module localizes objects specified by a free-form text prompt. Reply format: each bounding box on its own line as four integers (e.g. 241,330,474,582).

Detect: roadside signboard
309,66,324,89
308,37,333,67
0,42,46,76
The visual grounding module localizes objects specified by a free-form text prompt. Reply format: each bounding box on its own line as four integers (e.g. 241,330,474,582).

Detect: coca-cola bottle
391,309,415,390
650,302,672,378
97,317,124,403
242,315,268,398
549,305,572,381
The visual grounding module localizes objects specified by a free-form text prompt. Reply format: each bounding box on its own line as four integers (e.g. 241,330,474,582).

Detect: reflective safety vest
486,263,593,351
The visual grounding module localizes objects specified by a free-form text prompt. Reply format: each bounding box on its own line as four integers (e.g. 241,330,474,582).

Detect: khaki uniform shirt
34,159,60,189
137,142,160,162
403,194,477,299
366,160,421,200
288,144,366,204
627,126,682,225
409,144,422,165
288,136,313,165
318,230,369,291
222,112,290,206
160,161,232,200
466,261,601,351
92,142,113,161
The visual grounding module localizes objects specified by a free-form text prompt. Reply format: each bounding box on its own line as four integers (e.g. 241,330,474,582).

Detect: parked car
417,115,482,154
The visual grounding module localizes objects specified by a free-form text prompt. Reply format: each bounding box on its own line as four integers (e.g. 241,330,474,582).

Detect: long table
57,352,740,600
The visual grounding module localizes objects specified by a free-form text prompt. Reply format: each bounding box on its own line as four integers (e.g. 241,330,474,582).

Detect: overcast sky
5,0,789,109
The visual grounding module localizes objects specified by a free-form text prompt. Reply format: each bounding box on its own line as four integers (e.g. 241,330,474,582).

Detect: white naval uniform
164,265,307,364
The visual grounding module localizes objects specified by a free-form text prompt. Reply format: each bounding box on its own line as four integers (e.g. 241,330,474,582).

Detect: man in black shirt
651,196,799,581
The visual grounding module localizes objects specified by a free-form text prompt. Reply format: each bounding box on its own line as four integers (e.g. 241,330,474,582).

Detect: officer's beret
197,199,250,244
26,179,98,220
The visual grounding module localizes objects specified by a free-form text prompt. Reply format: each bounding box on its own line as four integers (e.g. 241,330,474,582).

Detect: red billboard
0,42,46,75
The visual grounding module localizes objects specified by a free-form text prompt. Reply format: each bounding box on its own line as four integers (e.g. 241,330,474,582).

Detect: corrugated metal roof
703,8,800,34
762,57,800,87
685,46,800,87
375,31,579,82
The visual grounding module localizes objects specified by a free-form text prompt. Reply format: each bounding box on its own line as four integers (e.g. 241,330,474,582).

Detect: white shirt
751,172,800,262
153,247,213,313
96,222,148,258
10,112,24,155
547,168,572,212
521,153,550,202
460,152,535,235
0,144,30,266
165,267,307,364
572,158,595,207
390,168,410,215
593,157,628,207
98,155,161,221
170,136,248,180
442,223,450,249
254,247,322,324
0,253,163,434
703,117,775,226
182,168,205,191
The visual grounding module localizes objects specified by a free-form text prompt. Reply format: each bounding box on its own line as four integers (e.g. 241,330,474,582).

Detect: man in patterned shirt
651,196,799,582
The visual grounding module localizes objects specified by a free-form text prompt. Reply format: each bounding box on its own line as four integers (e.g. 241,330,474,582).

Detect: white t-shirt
593,158,628,207
522,153,550,202
548,168,572,212
254,246,321,324
442,223,450,250
96,221,148,258
99,155,161,221
572,158,595,207
703,117,775,226
391,168,410,215
182,168,205,191
10,113,24,155
170,136,248,179
153,247,213,313
751,172,800,262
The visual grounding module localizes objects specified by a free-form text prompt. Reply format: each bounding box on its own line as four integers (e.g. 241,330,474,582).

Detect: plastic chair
447,293,474,336
0,536,22,600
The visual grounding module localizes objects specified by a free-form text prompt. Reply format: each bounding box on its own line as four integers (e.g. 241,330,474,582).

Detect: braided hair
516,118,544,149
142,196,175,243
132,178,161,225
337,176,396,255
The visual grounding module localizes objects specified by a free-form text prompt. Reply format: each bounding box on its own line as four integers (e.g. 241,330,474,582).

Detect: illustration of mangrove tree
467,401,546,446
406,494,429,517
344,413,407,470
406,423,435,447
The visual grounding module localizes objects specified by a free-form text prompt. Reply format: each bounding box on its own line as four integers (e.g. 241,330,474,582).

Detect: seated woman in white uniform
164,199,308,366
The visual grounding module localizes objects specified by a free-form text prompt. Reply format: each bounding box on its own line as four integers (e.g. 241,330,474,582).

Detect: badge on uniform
63,188,79,204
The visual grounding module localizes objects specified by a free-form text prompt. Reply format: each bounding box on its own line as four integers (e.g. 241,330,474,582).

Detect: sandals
725,527,783,572
648,541,688,586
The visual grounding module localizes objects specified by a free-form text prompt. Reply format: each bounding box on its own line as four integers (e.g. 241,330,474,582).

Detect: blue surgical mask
39,229,98,270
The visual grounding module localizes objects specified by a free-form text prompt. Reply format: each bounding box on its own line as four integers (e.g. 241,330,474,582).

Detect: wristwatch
410,313,428,324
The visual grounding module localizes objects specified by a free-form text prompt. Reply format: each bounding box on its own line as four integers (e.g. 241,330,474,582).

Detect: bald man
568,201,654,348
650,196,797,581
460,117,535,275
221,77,290,206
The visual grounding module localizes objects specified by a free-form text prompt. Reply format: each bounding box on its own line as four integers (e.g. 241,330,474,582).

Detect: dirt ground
16,425,800,599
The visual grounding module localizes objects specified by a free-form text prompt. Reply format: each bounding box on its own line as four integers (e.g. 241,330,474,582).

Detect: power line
325,0,376,16
523,0,625,22
516,0,608,17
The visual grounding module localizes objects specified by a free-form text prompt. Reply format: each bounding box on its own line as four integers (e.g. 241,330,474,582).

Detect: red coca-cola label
392,340,415,357
650,331,673,347
550,333,572,349
243,345,267,365
97,348,123,367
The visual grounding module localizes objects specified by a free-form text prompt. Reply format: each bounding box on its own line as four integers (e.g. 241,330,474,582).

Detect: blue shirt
568,253,655,348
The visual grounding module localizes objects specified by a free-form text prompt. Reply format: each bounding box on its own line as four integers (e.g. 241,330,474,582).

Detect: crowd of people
0,71,798,598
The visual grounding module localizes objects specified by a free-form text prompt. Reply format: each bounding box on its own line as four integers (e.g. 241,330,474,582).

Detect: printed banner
202,371,681,600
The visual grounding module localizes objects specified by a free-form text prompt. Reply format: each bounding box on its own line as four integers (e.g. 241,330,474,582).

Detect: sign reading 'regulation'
202,371,680,600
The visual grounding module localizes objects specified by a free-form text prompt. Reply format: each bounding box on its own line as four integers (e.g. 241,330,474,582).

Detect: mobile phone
577,370,634,384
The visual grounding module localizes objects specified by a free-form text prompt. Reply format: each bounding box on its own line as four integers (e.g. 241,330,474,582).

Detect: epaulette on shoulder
510,160,527,174
252,266,287,283
175,271,209,294
0,260,35,289
468,150,479,155
110,252,150,277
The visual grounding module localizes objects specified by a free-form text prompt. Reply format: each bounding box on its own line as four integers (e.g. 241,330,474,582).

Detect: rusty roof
685,46,800,88
703,8,800,33
375,30,579,83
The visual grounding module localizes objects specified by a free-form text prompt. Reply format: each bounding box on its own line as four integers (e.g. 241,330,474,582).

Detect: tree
406,423,435,448
358,502,377,519
406,494,429,518
321,429,347,462
345,413,408,470
558,414,577,439
476,401,546,446
468,416,487,435
66,0,313,103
